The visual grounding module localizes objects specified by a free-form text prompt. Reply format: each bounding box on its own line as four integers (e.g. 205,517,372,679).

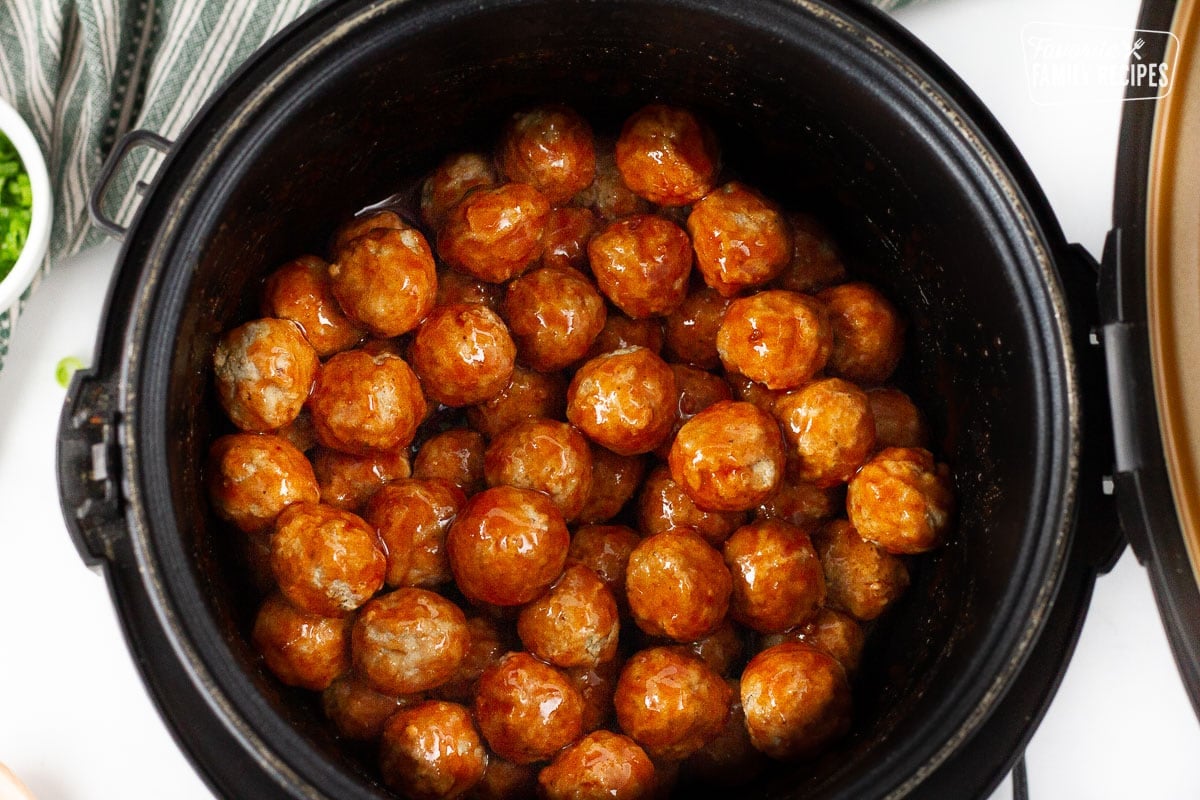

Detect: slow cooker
54,0,1200,797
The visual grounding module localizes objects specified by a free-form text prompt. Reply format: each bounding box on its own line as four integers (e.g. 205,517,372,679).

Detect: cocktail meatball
484,417,593,522
270,502,385,617
818,282,905,384
668,400,785,512
310,446,411,511
583,314,665,360
308,349,427,455
688,183,792,297
846,447,954,555
213,318,318,432
567,524,641,602
867,387,929,450
366,478,466,588
791,608,866,673
716,290,832,390
686,619,745,677
252,593,349,691
261,255,366,357
575,144,651,220
538,731,656,800
566,347,678,456
756,465,842,529
435,616,511,704
331,209,406,255
379,701,487,800
637,464,746,545
518,564,620,668
446,486,570,606
474,652,586,764
277,407,318,453
421,152,499,228
353,588,470,695
725,372,785,417
503,266,606,372
774,378,876,488
207,433,319,533
614,647,731,761
466,366,567,440
413,429,487,494
541,206,601,272
723,520,825,633
469,758,537,800
683,679,766,787
436,268,504,312
668,363,733,443
813,519,910,620
587,215,692,318
498,106,596,204
663,286,729,370
615,105,719,206
411,303,516,407
626,530,731,642
740,642,852,760
437,183,550,284
329,226,438,338
322,674,418,740
771,213,847,294
577,448,646,524
566,656,623,733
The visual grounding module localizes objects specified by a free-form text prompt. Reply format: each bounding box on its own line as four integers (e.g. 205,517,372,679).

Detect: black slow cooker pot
56,0,1145,797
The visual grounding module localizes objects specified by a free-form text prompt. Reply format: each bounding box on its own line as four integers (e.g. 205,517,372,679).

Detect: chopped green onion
0,131,33,283
56,356,85,388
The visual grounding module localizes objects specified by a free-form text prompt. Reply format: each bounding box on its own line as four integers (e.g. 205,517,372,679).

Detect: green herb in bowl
0,131,33,283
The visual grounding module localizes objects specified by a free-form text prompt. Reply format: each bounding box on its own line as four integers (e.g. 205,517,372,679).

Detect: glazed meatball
469,758,538,800
413,429,487,494
774,378,876,488
421,152,499,228
788,608,867,673
436,268,504,312
308,349,427,455
577,449,646,524
587,215,692,318
270,502,385,617
725,371,785,417
686,619,746,677
213,318,318,432
437,183,550,284
818,282,905,384
615,105,719,206
684,679,767,787
483,417,593,522
716,290,832,390
740,642,852,760
846,447,954,555
379,701,487,800
474,652,586,764
466,366,567,440
261,255,366,357
322,674,419,741
310,446,411,511
567,524,641,602
771,212,847,294
574,143,651,220
277,407,318,453
813,519,911,620
436,616,511,704
331,209,407,255
566,657,623,733
541,206,601,272
637,464,746,545
757,472,842,529
518,564,620,668
353,588,470,695
668,400,785,513
329,226,438,338
867,387,929,450
207,433,319,533
252,593,349,691
538,731,656,800
502,266,607,371
583,314,665,360
663,286,730,370
411,303,517,407
366,478,466,588
566,347,678,456
724,520,825,633
614,647,732,761
498,105,596,204
670,363,733,434
626,529,732,642
688,182,792,297
446,486,570,606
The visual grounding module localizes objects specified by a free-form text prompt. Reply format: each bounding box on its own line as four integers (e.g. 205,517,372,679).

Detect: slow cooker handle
88,129,173,240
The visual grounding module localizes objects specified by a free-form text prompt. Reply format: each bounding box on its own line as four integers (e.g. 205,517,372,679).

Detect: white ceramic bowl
0,96,52,315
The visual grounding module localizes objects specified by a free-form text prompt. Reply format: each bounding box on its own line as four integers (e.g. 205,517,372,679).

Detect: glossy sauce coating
213,318,318,432
577,448,646,525
567,524,642,603
436,268,504,312
583,314,665,360
574,144,651,220
379,700,487,800
813,519,911,620
615,105,719,206
725,371,785,417
846,447,954,555
716,289,832,390
252,593,349,691
566,347,678,456
413,428,487,494
740,642,852,760
668,400,785,513
352,588,470,695
538,730,657,800
437,183,550,284
587,214,692,318
663,286,730,370
331,209,406,254
270,502,385,617
310,446,411,511
541,206,601,272
517,564,620,668
683,678,766,787
770,212,847,294
366,478,466,588
664,363,733,453
818,282,905,385
614,647,732,761
421,152,499,228
636,464,746,545
688,182,792,297
773,377,876,488
685,619,746,677
446,485,570,606
867,387,929,450
329,226,438,338
502,266,607,372
466,366,567,440
261,255,366,357
435,616,512,704
411,303,517,407
566,656,623,734
723,520,825,633
626,529,732,642
207,433,319,533
322,674,418,740
483,417,593,522
277,407,318,453
308,349,427,455
498,106,596,204
468,757,538,800
474,652,586,764
785,608,867,673
756,463,842,529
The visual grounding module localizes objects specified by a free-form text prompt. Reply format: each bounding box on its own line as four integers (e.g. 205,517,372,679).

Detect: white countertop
1,0,1198,797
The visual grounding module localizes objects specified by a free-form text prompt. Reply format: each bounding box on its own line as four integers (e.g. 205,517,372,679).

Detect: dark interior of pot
133,0,1071,797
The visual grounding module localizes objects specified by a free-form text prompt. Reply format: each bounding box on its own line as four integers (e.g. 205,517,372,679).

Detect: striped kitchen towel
0,0,324,370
